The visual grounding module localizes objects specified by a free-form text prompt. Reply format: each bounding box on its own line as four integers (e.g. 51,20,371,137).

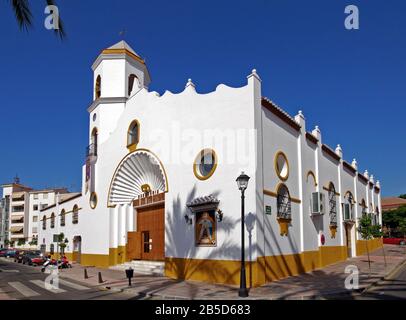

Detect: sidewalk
58,244,406,300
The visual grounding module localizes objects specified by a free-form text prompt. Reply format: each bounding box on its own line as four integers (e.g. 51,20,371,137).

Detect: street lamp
236,171,250,298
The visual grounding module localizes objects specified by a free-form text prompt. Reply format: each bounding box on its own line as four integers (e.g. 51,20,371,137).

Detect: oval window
275,151,289,181
90,192,98,209
194,149,217,180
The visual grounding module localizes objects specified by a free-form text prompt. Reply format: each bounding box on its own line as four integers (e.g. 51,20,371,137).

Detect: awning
11,214,24,219
12,191,25,198
10,226,23,233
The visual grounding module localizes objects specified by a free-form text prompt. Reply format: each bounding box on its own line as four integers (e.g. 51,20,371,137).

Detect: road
357,261,406,300
0,258,140,300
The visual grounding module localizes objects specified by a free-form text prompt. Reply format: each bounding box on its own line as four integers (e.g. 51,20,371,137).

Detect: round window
90,192,98,209
194,149,217,180
275,152,289,181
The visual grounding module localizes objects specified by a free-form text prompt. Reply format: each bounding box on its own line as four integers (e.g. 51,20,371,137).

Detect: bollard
84,268,89,279
98,271,103,284
125,267,134,287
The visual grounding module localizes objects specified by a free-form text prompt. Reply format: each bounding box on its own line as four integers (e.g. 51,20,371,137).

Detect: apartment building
0,179,69,248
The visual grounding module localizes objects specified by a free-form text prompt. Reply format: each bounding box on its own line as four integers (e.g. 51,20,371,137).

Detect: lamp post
236,172,250,298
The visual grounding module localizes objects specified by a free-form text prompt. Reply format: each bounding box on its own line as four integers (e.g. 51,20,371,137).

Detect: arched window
328,183,337,226
277,184,291,220
95,75,101,99
128,74,139,96
42,215,47,230
344,192,354,221
50,212,55,229
60,209,65,226
89,127,98,157
72,205,79,224
361,199,367,216
127,120,140,150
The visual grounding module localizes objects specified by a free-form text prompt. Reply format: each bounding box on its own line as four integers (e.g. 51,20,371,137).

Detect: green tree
399,194,406,200
57,232,67,255
8,0,66,39
399,220,406,239
358,215,374,276
383,206,406,237
17,239,25,246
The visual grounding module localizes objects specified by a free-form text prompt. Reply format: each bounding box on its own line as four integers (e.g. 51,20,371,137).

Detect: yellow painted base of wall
356,238,383,256
80,253,110,268
65,252,73,261
108,246,126,266
165,246,348,287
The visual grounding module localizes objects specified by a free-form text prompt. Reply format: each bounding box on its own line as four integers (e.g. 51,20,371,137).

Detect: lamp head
236,171,250,191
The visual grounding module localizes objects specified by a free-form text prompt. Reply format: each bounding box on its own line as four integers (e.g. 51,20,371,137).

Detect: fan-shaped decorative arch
108,149,168,206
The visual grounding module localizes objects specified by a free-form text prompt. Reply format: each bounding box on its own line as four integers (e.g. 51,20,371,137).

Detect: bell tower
88,41,151,146
91,40,151,99
84,41,151,195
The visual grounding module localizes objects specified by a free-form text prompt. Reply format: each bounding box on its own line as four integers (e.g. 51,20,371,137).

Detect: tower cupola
91,40,151,100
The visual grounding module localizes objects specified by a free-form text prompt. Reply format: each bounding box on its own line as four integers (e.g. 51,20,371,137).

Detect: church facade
38,41,383,286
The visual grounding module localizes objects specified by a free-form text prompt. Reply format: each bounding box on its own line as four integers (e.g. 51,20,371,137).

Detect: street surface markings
8,282,40,297
58,278,89,291
30,279,67,293
0,268,20,273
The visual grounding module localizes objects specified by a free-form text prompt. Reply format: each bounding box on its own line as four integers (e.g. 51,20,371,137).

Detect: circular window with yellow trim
193,149,218,180
275,151,289,181
90,192,98,209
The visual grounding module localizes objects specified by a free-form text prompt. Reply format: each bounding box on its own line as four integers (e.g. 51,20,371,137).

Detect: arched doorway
73,236,82,263
108,150,168,262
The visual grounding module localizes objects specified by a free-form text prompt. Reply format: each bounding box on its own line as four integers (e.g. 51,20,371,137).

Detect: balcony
11,218,24,224
12,205,25,213
86,143,98,158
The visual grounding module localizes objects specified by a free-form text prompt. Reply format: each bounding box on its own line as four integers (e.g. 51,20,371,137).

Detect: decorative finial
247,69,261,81
185,78,195,89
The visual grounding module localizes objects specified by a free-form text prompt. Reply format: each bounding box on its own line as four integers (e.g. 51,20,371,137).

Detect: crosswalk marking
8,282,40,297
30,279,66,293
58,279,89,291
0,268,20,273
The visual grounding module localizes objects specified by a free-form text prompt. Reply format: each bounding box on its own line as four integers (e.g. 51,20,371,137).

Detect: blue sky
0,0,404,196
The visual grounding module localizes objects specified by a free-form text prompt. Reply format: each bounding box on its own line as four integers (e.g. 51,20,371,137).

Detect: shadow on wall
165,185,260,287
255,189,315,283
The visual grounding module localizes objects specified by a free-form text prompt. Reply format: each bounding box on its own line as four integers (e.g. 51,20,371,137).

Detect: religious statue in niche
195,210,216,246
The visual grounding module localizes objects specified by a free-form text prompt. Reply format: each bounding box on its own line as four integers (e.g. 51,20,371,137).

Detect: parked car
22,251,45,266
383,237,406,245
5,249,17,258
0,248,9,257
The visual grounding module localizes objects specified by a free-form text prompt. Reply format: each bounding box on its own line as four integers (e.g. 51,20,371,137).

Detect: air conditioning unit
311,192,325,215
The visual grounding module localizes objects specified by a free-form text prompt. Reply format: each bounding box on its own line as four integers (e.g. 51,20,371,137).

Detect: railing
86,143,97,158
12,206,24,212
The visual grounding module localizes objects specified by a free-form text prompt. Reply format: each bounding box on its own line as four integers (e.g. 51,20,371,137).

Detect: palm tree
9,0,66,39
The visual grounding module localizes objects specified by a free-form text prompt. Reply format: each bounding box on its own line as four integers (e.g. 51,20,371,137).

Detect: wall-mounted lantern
184,214,192,225
216,209,223,222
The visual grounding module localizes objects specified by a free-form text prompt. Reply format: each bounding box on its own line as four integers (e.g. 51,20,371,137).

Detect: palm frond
10,0,33,30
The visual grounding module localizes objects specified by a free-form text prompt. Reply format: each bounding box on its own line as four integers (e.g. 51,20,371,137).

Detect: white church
39,41,383,286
